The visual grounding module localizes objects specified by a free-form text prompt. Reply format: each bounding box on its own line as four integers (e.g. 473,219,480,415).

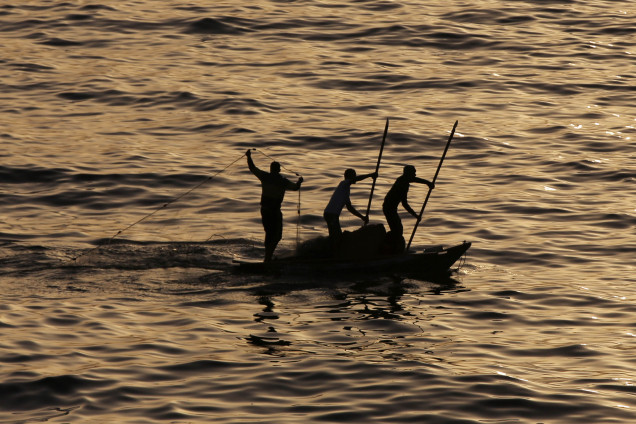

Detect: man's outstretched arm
354,171,378,183
246,149,262,177
413,176,434,190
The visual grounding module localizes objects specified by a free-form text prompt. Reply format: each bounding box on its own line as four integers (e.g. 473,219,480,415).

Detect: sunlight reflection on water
1,0,635,422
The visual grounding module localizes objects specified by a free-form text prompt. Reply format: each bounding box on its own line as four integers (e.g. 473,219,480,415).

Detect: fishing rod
406,120,458,252
364,118,389,223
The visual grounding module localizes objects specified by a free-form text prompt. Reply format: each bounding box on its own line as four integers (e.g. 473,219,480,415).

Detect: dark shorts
261,207,283,247
323,211,342,240
383,204,403,237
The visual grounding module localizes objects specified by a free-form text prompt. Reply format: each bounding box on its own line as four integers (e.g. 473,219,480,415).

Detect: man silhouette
323,168,377,247
382,165,434,252
247,149,303,261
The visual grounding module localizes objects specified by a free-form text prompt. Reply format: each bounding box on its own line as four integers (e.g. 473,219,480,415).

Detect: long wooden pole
365,118,389,222
406,120,458,251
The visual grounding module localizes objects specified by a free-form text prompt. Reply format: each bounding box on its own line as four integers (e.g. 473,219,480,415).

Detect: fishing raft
235,119,469,277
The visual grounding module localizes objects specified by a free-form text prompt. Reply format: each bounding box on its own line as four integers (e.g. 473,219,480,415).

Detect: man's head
344,168,357,181
270,161,281,174
403,165,416,178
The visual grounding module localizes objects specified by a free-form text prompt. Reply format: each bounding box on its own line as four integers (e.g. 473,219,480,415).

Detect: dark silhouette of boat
234,224,470,277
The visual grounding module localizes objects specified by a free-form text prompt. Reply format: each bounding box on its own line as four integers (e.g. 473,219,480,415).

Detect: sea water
1,1,635,422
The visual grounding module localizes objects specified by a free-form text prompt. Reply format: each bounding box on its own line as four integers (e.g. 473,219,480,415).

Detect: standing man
323,168,377,247
246,149,303,262
382,165,434,252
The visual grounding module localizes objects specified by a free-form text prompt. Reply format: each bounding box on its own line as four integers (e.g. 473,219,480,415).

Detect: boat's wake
0,238,257,278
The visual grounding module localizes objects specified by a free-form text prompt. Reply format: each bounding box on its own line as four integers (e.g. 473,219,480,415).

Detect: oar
406,120,458,251
364,118,389,223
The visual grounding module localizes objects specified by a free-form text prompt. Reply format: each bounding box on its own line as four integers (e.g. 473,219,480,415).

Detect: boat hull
234,241,471,277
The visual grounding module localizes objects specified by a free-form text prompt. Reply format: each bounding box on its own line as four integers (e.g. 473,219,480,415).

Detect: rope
252,148,302,177
455,242,468,273
72,152,247,261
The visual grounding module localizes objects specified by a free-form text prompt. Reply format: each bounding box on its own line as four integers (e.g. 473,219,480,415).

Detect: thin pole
364,118,389,222
406,120,458,252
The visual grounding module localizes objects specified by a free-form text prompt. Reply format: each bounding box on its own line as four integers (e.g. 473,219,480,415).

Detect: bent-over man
323,168,377,247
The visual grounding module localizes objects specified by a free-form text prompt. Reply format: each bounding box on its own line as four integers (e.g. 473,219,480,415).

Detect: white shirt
324,179,352,215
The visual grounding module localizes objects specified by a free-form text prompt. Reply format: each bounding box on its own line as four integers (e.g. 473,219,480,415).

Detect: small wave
38,37,83,46
1,353,53,363
0,165,68,184
588,213,636,230
470,397,585,420
597,26,636,36
184,17,252,35
443,8,534,25
160,359,254,373
0,375,111,411
511,344,601,358
79,4,116,12
546,161,635,184
54,87,277,115
0,164,227,191
7,62,55,73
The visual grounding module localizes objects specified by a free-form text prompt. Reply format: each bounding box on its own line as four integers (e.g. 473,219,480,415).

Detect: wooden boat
234,240,471,277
